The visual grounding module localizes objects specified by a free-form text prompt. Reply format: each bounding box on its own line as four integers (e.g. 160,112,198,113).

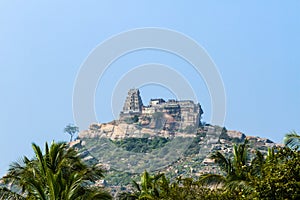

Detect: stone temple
120,88,203,129
121,88,144,114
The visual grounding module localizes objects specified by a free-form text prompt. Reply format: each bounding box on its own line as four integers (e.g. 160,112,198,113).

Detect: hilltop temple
119,88,203,129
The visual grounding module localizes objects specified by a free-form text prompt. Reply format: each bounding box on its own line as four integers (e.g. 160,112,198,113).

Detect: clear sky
1,1,299,176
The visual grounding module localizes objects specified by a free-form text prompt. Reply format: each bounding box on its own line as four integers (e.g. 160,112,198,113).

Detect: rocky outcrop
78,121,198,140
77,122,279,167
74,122,281,197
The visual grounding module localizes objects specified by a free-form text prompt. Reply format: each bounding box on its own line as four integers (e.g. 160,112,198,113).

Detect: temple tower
122,88,143,114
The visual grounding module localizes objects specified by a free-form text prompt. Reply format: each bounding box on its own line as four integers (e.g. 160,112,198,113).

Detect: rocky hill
70,119,280,196
69,89,281,196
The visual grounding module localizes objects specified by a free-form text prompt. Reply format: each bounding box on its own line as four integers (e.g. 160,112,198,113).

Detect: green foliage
284,130,300,150
64,124,79,142
1,141,111,200
199,139,253,195
0,187,25,200
113,137,169,153
106,171,134,186
118,171,240,200
199,137,300,199
183,135,202,156
118,138,300,199
79,130,300,199
251,147,300,199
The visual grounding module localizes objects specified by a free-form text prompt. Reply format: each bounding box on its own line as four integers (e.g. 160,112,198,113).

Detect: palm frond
132,180,141,192
32,143,47,176
210,151,231,174
0,187,26,200
284,131,300,150
250,150,264,175
139,192,155,200
85,189,112,200
225,180,253,194
233,139,249,168
3,141,112,199
198,174,225,187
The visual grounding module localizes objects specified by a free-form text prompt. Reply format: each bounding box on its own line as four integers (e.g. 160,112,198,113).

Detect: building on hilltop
149,98,165,106
120,88,203,128
120,88,143,116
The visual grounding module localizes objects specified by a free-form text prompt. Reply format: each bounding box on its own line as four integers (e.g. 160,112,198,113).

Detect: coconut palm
284,131,300,150
118,171,165,200
119,172,224,200
133,170,164,199
1,141,111,200
199,140,253,193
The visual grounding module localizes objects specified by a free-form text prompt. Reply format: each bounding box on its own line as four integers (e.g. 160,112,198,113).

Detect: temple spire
122,88,143,114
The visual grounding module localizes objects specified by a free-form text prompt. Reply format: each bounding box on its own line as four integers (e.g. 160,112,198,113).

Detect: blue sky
1,1,299,175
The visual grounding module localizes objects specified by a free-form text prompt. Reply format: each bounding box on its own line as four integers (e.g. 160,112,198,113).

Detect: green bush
113,137,169,153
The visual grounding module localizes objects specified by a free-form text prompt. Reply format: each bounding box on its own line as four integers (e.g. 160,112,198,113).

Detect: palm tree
199,140,253,193
119,171,165,200
284,131,300,150
1,141,111,200
119,172,220,200
134,171,165,199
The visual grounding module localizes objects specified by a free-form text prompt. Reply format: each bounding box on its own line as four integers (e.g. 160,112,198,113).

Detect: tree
199,138,300,199
64,124,79,142
1,141,111,200
251,147,300,199
118,171,234,200
118,171,167,200
199,139,254,195
284,131,300,150
133,170,163,199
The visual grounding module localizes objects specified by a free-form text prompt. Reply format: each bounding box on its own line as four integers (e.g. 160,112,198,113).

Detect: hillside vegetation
72,122,278,196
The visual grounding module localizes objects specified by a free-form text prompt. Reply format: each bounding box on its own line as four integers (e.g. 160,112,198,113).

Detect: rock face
75,122,280,197
78,121,197,140
77,122,279,166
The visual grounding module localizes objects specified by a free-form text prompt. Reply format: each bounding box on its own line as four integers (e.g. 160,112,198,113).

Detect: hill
69,88,280,196
71,120,279,195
